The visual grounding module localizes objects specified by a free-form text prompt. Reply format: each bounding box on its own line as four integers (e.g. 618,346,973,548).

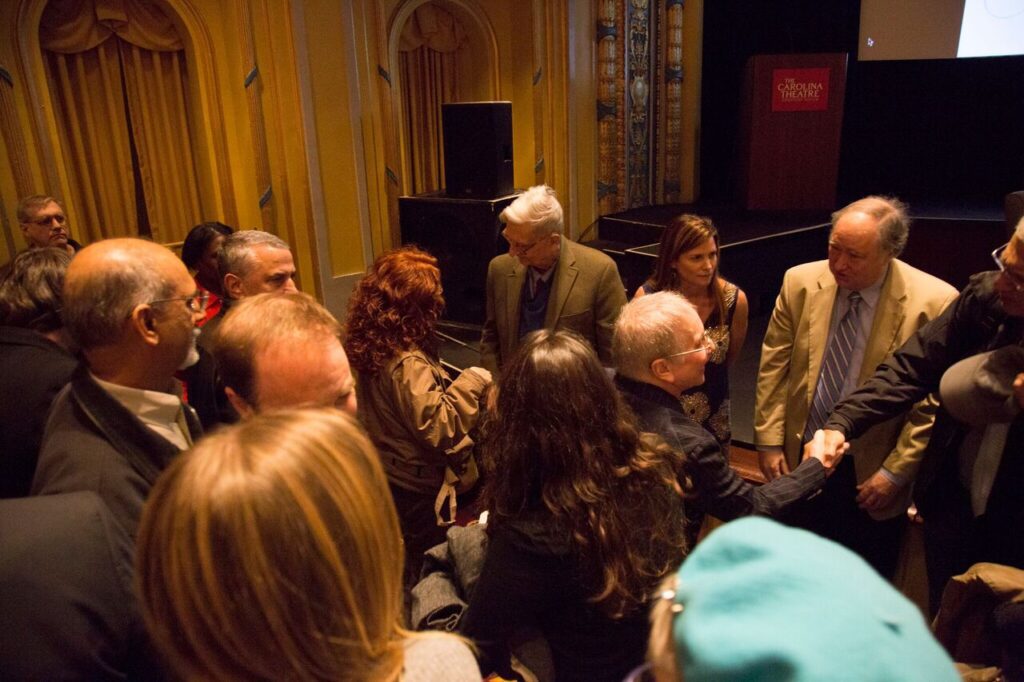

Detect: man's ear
223,273,243,300
129,305,160,346
650,357,673,383
224,386,255,419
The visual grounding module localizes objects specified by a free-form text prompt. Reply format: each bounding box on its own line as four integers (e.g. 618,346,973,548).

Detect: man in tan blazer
754,196,957,577
480,185,626,373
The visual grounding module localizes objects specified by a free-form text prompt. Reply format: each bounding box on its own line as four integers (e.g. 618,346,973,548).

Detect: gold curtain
39,0,201,244
398,3,465,195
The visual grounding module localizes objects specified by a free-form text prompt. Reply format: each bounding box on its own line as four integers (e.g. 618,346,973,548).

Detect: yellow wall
1,0,704,307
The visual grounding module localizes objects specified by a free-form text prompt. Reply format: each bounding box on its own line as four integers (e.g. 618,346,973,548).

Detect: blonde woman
135,409,479,681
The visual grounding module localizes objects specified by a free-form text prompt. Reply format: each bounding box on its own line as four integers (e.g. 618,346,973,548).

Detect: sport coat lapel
505,260,526,355
806,271,838,407
545,236,579,328
859,263,906,384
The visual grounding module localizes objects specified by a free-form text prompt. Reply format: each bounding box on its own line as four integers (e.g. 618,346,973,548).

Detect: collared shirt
91,374,193,451
527,264,556,299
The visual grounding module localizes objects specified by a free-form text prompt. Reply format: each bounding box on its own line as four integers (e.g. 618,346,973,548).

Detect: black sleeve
459,528,556,678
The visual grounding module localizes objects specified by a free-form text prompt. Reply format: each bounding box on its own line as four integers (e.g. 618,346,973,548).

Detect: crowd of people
1,187,1022,680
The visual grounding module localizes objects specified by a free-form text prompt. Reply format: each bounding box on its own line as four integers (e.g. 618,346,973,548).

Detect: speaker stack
399,101,518,325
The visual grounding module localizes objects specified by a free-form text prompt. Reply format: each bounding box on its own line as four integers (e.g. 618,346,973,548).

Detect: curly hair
644,213,728,322
344,247,444,376
479,329,687,619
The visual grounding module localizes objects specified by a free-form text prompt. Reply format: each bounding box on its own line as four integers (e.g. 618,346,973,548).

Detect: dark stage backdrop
700,0,1024,212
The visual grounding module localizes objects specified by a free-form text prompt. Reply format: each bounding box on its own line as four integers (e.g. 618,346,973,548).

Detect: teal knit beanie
670,517,958,681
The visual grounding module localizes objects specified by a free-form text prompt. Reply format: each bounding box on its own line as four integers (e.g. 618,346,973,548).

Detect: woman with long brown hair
135,409,480,681
460,329,687,682
345,246,491,588
637,214,748,445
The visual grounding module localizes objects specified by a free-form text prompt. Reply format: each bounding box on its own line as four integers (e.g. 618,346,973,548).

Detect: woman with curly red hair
345,246,492,588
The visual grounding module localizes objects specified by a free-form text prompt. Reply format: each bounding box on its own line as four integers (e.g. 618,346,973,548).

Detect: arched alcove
387,0,500,196
14,0,240,241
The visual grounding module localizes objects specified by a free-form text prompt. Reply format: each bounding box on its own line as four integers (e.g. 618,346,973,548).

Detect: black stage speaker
442,102,513,199
399,191,519,325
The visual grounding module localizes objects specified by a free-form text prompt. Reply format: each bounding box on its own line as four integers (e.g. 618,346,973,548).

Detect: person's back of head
136,409,410,680
211,292,355,416
647,517,959,682
0,247,70,335
483,329,686,619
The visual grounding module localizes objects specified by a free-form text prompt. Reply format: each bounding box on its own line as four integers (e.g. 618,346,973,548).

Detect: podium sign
738,54,847,210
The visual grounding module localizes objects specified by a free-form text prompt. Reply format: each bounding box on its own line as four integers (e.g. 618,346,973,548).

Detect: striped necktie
805,291,862,440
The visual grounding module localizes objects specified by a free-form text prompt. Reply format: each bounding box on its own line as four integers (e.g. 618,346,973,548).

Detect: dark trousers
388,483,448,596
788,457,905,579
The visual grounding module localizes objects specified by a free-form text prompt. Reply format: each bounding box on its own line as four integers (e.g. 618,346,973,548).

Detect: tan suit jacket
480,236,626,372
754,259,957,519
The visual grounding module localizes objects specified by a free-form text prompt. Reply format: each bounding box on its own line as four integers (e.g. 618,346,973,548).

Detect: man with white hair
612,290,833,545
16,194,81,256
480,184,627,372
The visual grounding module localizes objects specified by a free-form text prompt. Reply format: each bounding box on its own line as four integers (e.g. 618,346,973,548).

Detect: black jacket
31,365,202,539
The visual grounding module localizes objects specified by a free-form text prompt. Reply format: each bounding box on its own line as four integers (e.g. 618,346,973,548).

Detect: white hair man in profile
613,290,834,546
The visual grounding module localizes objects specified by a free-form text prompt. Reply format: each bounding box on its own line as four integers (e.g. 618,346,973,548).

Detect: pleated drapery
398,3,465,195
40,0,202,244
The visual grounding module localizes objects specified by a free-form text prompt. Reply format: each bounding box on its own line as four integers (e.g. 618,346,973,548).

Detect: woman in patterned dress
635,214,748,445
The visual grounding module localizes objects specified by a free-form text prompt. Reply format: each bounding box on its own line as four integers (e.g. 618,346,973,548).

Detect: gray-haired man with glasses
16,195,81,256
819,216,1024,613
611,290,834,546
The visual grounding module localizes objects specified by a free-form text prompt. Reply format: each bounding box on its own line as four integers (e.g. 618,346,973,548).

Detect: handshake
803,429,850,475
758,429,850,482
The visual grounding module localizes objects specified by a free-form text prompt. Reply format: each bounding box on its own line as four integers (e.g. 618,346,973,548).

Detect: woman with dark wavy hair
345,246,492,588
180,221,233,326
461,329,687,682
637,214,748,445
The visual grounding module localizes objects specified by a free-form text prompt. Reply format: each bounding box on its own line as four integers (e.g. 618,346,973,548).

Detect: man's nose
283,278,298,294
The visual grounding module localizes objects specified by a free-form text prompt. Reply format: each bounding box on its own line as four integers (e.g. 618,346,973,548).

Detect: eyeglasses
25,214,67,227
502,229,546,254
663,332,714,359
992,243,1024,292
148,291,210,315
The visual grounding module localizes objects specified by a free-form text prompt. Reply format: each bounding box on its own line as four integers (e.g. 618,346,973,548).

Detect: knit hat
669,517,958,682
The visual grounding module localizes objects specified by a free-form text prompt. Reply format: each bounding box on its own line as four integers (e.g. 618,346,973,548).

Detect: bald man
31,238,205,538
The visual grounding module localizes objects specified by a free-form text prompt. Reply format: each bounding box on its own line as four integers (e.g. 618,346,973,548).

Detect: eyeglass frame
147,290,210,315
22,213,68,227
501,228,550,255
663,331,714,360
992,243,1024,292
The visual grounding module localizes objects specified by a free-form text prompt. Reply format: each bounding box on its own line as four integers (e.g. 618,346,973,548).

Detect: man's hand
803,429,849,476
855,469,902,513
758,448,789,481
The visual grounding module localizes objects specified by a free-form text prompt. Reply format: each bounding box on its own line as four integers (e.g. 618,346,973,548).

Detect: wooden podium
738,53,848,211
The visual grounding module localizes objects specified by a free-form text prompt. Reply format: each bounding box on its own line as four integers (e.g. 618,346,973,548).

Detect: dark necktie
805,291,862,440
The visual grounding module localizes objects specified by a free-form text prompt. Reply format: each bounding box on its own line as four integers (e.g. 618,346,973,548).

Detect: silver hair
16,195,63,223
500,185,564,237
613,291,699,380
218,230,291,279
62,248,177,349
830,195,909,257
